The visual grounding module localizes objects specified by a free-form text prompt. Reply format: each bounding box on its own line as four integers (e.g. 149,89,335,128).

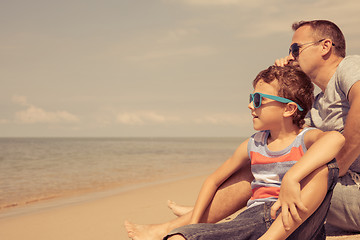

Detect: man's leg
326,172,360,233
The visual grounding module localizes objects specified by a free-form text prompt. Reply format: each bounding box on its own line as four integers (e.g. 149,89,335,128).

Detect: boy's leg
164,203,269,240
260,160,338,240
290,160,339,239
171,162,252,227
167,234,186,240
164,162,337,240
125,163,253,239
199,161,253,223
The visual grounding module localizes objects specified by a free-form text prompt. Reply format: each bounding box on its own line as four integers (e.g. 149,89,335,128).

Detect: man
275,20,360,233
173,19,360,234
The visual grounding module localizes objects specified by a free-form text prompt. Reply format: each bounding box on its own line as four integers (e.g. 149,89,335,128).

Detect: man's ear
321,39,334,57
283,103,298,118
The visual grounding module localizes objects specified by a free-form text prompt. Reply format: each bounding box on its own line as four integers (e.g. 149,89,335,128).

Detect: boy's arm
259,164,330,240
190,139,250,224
270,130,345,230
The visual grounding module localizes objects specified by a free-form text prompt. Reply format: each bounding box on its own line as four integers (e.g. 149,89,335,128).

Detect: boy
126,66,344,240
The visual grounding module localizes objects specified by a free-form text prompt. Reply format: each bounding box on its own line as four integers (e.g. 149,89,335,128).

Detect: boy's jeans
165,160,338,240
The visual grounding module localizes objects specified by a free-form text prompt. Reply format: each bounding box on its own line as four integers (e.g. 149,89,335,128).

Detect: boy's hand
270,176,307,230
274,56,295,67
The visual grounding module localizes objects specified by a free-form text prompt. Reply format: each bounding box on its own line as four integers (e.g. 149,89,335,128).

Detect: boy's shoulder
303,128,323,137
303,128,324,148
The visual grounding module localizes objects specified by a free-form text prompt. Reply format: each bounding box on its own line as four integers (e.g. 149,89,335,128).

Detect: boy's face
249,80,286,131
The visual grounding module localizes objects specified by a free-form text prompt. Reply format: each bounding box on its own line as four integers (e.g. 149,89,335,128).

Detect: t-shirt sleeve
304,112,313,127
338,56,360,98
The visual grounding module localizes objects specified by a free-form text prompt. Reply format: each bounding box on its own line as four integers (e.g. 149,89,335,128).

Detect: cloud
116,111,251,127
195,113,251,126
116,111,179,125
12,95,80,124
0,119,9,124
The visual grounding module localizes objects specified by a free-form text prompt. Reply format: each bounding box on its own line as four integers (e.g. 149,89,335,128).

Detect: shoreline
0,171,212,220
0,173,358,240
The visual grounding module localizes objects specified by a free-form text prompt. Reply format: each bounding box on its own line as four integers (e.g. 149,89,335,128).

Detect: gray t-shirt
305,55,360,173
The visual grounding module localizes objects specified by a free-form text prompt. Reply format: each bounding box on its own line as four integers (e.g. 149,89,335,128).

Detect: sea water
0,137,244,212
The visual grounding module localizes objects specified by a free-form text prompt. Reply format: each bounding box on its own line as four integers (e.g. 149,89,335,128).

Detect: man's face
289,25,322,77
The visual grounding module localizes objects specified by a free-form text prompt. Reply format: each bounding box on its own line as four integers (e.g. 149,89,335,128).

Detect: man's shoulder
334,55,360,91
340,55,360,66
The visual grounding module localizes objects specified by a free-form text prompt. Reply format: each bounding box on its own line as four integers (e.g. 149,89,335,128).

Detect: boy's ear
283,103,298,118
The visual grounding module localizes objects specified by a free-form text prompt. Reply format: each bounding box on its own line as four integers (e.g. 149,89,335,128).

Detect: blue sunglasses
250,92,303,111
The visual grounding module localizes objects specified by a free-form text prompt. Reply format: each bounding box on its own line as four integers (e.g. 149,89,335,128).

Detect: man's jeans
326,170,360,233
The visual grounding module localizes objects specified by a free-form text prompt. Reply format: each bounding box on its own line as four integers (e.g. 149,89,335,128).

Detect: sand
0,174,358,240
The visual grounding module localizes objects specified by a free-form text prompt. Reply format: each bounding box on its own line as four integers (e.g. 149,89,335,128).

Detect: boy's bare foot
167,200,193,217
124,221,167,240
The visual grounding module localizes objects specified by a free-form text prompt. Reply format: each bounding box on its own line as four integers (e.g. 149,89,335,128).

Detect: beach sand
0,175,358,240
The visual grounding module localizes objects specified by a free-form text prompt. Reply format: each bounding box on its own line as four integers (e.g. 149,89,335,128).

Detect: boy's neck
267,125,302,151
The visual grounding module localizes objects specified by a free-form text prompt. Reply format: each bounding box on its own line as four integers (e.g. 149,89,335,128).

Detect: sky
1,0,360,137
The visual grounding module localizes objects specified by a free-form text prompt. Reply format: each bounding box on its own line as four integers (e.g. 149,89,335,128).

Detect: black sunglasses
289,38,335,58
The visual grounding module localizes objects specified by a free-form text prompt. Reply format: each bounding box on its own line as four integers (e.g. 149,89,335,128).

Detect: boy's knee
315,165,329,176
167,234,186,240
311,165,329,180
302,165,329,189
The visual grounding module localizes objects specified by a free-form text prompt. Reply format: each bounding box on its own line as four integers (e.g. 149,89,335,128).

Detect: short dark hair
253,65,314,128
292,20,346,58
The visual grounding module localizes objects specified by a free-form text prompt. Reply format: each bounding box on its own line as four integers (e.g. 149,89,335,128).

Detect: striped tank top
246,128,313,208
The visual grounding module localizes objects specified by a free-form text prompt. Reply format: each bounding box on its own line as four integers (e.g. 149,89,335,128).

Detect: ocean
0,137,244,213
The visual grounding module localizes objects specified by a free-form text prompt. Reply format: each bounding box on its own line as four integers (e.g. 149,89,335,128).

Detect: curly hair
253,65,314,128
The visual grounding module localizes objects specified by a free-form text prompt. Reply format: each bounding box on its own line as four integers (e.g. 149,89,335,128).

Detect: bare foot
124,221,167,240
167,200,193,217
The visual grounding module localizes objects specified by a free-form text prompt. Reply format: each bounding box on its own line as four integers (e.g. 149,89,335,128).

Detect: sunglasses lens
289,43,299,58
253,93,261,108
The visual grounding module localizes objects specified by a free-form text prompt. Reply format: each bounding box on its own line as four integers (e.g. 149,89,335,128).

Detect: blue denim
164,160,338,240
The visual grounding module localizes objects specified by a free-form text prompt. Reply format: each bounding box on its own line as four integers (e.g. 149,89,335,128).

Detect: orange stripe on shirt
250,146,304,165
251,186,280,200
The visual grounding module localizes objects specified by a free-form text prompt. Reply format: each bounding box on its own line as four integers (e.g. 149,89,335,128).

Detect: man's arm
337,80,360,176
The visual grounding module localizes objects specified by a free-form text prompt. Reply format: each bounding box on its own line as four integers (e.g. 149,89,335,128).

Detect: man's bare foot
124,221,167,240
167,200,193,217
